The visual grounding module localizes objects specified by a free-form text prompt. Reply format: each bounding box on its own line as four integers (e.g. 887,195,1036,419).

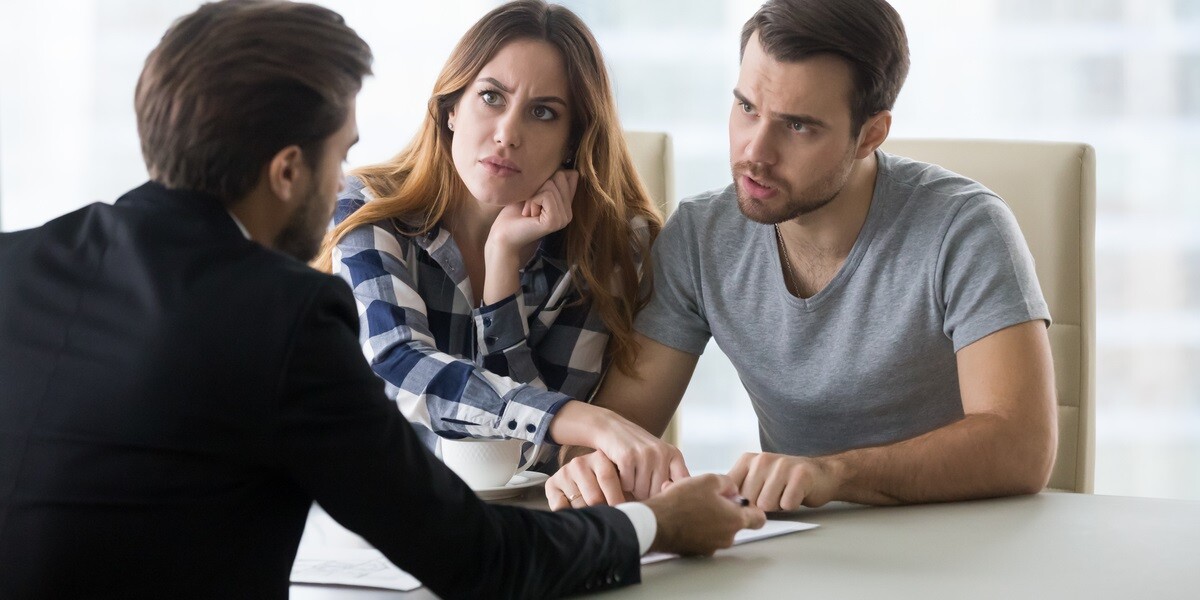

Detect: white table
292,492,1200,599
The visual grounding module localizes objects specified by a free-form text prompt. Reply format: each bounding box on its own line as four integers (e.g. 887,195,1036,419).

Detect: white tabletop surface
292,491,1200,599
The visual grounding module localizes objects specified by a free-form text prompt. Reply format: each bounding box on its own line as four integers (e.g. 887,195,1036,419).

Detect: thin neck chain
774,224,797,295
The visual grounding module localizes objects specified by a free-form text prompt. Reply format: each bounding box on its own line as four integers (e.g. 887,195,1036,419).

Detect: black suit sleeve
273,278,641,599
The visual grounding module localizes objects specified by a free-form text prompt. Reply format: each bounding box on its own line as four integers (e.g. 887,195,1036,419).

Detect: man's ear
266,144,308,203
855,110,892,160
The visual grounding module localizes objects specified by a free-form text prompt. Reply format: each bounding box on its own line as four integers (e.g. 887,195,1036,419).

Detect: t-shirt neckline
768,150,893,311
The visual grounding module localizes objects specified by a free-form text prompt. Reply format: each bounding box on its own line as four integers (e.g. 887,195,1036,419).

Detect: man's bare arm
595,334,701,436
731,320,1057,508
548,334,700,509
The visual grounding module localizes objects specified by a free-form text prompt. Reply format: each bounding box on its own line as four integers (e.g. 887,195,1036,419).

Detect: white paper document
290,519,817,590
291,547,422,591
640,519,818,565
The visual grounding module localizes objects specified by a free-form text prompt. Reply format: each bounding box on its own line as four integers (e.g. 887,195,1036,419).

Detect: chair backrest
624,131,675,217
622,131,681,445
881,138,1096,493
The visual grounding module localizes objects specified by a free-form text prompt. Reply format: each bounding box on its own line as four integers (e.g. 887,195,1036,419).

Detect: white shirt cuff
614,501,657,555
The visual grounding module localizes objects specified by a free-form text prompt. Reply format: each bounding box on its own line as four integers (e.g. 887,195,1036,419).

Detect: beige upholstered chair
882,138,1097,493
622,131,681,445
624,131,676,216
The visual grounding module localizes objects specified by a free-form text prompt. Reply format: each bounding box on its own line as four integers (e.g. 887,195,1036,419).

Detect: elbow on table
1008,422,1057,496
1010,468,1051,497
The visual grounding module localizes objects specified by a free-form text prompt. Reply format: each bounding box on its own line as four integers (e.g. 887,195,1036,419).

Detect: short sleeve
937,194,1051,351
633,205,711,355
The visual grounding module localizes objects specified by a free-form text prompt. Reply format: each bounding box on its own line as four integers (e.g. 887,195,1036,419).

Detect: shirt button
525,423,536,433
507,420,517,430
482,316,493,327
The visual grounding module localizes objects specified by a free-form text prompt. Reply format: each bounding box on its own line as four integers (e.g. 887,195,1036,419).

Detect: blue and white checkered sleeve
332,217,571,448
478,215,653,399
473,293,544,386
473,285,607,395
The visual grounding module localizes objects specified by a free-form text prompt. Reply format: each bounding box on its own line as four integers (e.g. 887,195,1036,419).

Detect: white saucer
473,471,549,501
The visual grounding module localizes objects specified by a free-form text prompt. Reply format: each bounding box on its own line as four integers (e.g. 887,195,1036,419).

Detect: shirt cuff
614,502,657,555
474,293,528,354
496,385,572,444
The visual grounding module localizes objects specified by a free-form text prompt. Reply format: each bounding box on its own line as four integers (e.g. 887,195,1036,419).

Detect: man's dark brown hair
135,0,373,205
740,0,909,136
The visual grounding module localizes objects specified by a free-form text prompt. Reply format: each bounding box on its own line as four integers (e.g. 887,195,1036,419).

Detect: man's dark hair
740,0,909,135
135,0,373,205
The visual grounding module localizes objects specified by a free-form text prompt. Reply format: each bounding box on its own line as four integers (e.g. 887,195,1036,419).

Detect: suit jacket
0,182,640,599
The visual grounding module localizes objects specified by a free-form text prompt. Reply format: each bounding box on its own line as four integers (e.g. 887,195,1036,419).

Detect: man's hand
728,452,843,511
641,474,766,556
547,401,690,507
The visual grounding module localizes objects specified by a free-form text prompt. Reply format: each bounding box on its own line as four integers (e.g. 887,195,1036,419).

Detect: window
2,0,1197,500
1180,55,1200,115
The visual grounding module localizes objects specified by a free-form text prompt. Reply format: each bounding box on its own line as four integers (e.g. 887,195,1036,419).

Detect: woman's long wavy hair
316,0,662,376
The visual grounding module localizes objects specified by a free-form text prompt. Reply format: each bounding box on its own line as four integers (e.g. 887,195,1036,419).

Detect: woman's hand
486,169,578,254
546,401,690,509
546,450,627,510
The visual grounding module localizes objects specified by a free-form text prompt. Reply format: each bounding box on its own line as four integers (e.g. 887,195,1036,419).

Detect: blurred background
2,0,1197,499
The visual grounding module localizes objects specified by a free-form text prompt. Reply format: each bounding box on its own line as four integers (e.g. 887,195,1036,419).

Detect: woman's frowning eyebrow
476,77,567,106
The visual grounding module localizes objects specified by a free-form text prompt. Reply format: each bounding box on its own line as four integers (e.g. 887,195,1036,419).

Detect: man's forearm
589,334,700,439
824,411,1056,505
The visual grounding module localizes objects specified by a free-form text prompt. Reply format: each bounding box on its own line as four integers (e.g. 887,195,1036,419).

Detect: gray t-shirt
636,150,1050,457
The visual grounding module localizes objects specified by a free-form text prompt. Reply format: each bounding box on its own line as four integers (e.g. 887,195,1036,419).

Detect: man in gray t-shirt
637,151,1049,459
545,0,1057,512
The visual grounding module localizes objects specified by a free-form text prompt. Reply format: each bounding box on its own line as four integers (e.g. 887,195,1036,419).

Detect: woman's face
448,38,573,208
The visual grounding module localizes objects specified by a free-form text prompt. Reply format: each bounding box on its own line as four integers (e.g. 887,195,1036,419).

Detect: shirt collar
226,211,252,240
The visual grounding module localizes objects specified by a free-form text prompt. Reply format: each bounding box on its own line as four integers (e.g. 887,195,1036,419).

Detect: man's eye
740,101,754,113
788,121,806,132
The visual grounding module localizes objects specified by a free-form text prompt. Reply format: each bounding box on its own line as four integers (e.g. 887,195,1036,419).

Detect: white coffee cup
439,438,531,489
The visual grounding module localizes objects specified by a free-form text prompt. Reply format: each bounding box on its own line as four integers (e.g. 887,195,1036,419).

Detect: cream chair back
881,138,1096,493
624,131,675,217
623,131,680,445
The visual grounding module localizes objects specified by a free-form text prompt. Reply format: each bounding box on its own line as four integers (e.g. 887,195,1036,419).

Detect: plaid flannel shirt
332,177,648,466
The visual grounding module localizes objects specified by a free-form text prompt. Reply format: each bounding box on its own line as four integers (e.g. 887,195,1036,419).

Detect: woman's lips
480,156,521,177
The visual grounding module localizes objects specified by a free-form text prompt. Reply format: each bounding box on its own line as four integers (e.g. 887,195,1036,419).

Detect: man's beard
274,185,329,263
732,148,856,224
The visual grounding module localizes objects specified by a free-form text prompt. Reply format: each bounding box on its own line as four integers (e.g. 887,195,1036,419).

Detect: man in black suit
0,2,765,598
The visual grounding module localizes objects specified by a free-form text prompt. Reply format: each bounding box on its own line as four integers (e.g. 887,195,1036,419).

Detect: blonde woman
317,0,685,505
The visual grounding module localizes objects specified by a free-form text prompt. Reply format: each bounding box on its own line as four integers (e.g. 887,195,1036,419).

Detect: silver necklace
774,224,797,295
